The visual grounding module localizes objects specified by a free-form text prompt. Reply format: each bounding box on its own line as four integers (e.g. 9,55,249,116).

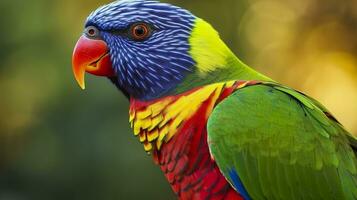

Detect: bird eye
130,23,152,41
84,26,100,38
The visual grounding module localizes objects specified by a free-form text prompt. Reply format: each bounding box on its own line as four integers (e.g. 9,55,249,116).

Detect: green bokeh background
0,0,356,199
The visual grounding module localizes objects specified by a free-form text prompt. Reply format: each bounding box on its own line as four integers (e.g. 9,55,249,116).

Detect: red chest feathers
153,98,241,200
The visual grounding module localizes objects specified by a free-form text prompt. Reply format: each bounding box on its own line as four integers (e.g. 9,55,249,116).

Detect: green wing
207,83,357,200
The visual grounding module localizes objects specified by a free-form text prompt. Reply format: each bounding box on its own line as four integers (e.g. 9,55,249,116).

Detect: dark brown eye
85,26,100,38
130,23,151,41
88,29,95,35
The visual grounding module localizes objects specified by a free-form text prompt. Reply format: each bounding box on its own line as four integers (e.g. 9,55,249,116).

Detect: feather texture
130,80,259,199
208,83,357,200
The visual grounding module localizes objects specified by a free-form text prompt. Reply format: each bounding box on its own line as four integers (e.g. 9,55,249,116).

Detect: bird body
130,80,258,199
72,1,357,199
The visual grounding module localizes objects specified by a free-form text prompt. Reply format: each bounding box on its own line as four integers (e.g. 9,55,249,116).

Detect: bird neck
129,81,229,152
172,18,271,95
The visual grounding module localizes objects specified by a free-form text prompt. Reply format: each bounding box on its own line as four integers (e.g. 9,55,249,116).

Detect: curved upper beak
72,35,115,89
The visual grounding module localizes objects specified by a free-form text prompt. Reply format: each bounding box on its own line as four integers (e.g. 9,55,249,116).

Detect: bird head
72,0,235,100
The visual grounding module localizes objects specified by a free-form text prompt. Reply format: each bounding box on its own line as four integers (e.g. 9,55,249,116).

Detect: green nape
173,18,272,94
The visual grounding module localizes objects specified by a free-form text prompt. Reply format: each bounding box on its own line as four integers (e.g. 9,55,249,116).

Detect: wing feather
207,83,357,200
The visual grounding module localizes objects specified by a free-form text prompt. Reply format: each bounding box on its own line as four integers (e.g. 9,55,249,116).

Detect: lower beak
72,35,115,89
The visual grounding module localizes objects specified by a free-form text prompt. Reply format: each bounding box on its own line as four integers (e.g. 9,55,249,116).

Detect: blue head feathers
85,0,197,100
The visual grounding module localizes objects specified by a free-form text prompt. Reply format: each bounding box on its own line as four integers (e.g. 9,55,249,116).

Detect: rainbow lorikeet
72,0,357,199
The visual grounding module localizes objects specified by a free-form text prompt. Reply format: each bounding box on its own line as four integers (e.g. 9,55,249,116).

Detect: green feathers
207,83,357,200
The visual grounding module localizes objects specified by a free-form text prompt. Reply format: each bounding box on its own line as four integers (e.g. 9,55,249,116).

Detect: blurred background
0,0,356,199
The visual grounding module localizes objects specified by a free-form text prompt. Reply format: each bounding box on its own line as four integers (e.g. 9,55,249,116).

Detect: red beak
72,36,115,89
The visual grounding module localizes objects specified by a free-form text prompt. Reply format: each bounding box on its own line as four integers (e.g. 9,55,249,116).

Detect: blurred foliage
0,0,356,199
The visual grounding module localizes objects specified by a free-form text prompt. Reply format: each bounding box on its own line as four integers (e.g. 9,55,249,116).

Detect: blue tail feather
228,168,251,200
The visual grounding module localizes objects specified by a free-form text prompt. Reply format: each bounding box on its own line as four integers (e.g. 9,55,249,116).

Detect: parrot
71,0,357,199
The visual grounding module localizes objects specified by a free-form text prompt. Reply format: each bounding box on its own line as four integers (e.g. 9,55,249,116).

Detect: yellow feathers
189,18,234,74
129,81,237,152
